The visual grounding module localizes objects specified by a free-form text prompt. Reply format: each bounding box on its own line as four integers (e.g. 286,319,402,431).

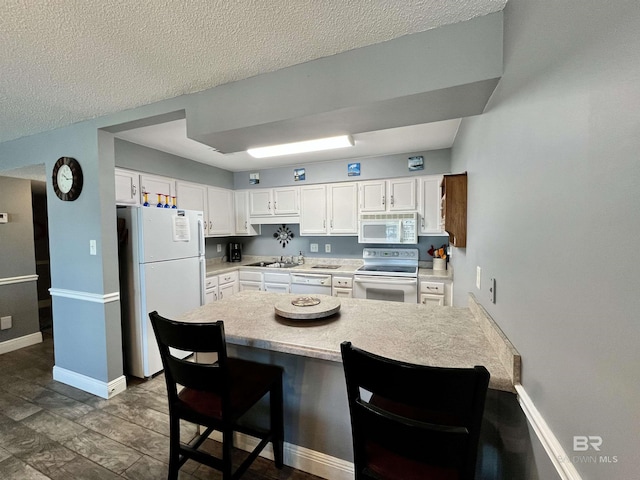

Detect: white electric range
353,248,419,303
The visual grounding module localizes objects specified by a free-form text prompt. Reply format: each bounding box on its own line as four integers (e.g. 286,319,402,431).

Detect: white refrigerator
118,206,206,378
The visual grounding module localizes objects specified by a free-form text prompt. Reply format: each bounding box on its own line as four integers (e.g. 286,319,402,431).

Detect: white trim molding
53,366,127,399
0,332,43,355
0,274,39,286
49,288,120,304
516,384,582,480
211,431,354,480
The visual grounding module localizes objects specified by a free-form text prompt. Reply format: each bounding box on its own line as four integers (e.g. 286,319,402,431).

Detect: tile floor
0,333,325,480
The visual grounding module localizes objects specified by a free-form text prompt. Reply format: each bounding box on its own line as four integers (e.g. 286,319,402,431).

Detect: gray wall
450,0,639,478
0,177,40,342
233,149,450,189
115,139,234,189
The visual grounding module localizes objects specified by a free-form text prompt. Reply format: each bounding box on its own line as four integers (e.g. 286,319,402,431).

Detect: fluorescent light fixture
247,135,354,158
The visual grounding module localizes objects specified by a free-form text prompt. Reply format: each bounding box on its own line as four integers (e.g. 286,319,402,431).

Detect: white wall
450,1,640,478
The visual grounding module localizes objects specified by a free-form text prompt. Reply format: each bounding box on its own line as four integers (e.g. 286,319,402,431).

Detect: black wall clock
52,157,83,201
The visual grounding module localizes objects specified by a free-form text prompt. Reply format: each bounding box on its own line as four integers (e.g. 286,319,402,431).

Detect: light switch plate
89,240,97,256
310,243,318,252
1,316,11,330
0,212,8,223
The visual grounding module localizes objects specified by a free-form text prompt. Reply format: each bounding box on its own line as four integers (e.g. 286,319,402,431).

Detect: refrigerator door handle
197,219,205,257
199,257,206,306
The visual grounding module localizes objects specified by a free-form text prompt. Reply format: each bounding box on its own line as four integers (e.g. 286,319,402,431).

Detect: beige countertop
206,257,453,280
178,290,517,392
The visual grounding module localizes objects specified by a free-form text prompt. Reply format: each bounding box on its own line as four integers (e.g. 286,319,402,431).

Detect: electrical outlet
325,244,331,253
489,278,496,303
0,316,12,330
476,266,481,289
217,244,222,253
310,243,318,253
89,240,97,256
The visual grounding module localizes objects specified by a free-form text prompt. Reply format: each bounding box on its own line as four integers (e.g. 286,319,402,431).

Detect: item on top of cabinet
298,251,305,265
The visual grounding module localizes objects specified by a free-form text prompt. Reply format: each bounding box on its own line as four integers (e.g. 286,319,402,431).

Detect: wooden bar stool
149,311,284,480
341,341,490,480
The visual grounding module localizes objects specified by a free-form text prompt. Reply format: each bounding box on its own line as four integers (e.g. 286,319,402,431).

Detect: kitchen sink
244,261,299,268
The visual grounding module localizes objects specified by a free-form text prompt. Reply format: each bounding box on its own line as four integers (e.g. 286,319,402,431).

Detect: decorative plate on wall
273,224,294,248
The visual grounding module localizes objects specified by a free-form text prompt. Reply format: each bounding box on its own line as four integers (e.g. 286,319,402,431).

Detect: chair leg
222,428,233,480
168,413,181,480
271,377,285,468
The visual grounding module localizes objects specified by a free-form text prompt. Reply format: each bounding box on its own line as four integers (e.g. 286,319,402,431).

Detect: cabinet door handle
382,195,385,206
244,221,247,229
209,221,212,230
268,201,271,211
391,195,394,206
274,201,277,211
132,185,137,196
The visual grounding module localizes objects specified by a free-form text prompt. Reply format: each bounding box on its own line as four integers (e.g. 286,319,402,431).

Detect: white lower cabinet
218,271,239,300
419,280,449,306
204,276,219,304
263,272,290,293
332,276,353,298
239,270,263,292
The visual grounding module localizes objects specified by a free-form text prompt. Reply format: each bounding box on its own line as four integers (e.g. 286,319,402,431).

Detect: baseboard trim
0,332,43,355
515,384,582,480
210,431,354,480
49,288,120,304
0,274,39,286
53,366,127,399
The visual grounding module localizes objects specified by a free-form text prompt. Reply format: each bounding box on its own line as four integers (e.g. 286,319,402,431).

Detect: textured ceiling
0,0,506,145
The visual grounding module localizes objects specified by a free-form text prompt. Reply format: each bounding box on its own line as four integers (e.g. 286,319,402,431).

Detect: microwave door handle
353,276,417,285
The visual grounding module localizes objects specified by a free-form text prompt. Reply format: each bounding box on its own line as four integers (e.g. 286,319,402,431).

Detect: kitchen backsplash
205,224,448,262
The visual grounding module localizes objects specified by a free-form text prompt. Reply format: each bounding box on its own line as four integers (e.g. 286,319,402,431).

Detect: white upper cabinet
207,186,233,236
359,179,417,212
418,175,445,235
273,187,299,215
234,191,260,236
115,168,139,205
139,174,176,207
249,187,299,216
176,181,208,234
249,187,299,223
328,183,359,234
300,183,358,235
176,181,233,237
300,185,327,235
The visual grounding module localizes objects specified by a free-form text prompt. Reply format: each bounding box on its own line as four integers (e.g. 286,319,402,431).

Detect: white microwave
358,213,418,244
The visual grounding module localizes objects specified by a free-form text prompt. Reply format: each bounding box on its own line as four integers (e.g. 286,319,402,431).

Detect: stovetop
354,247,419,277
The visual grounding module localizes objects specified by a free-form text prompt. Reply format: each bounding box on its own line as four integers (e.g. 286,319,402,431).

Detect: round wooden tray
274,295,341,320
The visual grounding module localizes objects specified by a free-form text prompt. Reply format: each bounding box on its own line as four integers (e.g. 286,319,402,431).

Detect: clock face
57,164,73,193
52,157,83,201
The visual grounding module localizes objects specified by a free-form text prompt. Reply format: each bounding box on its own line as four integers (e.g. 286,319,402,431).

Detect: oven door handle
353,276,417,285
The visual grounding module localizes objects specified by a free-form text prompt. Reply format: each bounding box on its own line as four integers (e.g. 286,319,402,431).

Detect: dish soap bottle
297,251,305,265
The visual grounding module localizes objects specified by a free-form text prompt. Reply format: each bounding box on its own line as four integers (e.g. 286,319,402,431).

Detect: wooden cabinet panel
441,172,467,247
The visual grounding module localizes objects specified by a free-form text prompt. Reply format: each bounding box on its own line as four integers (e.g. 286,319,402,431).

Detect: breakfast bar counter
179,291,518,392
177,291,520,476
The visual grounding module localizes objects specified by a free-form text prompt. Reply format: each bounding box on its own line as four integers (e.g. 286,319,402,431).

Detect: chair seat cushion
177,357,282,419
365,441,459,480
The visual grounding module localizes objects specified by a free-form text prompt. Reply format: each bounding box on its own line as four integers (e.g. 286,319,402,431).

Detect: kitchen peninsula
177,290,519,478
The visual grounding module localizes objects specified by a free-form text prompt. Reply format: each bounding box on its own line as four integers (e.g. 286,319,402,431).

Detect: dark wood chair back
149,311,284,480
341,341,490,480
